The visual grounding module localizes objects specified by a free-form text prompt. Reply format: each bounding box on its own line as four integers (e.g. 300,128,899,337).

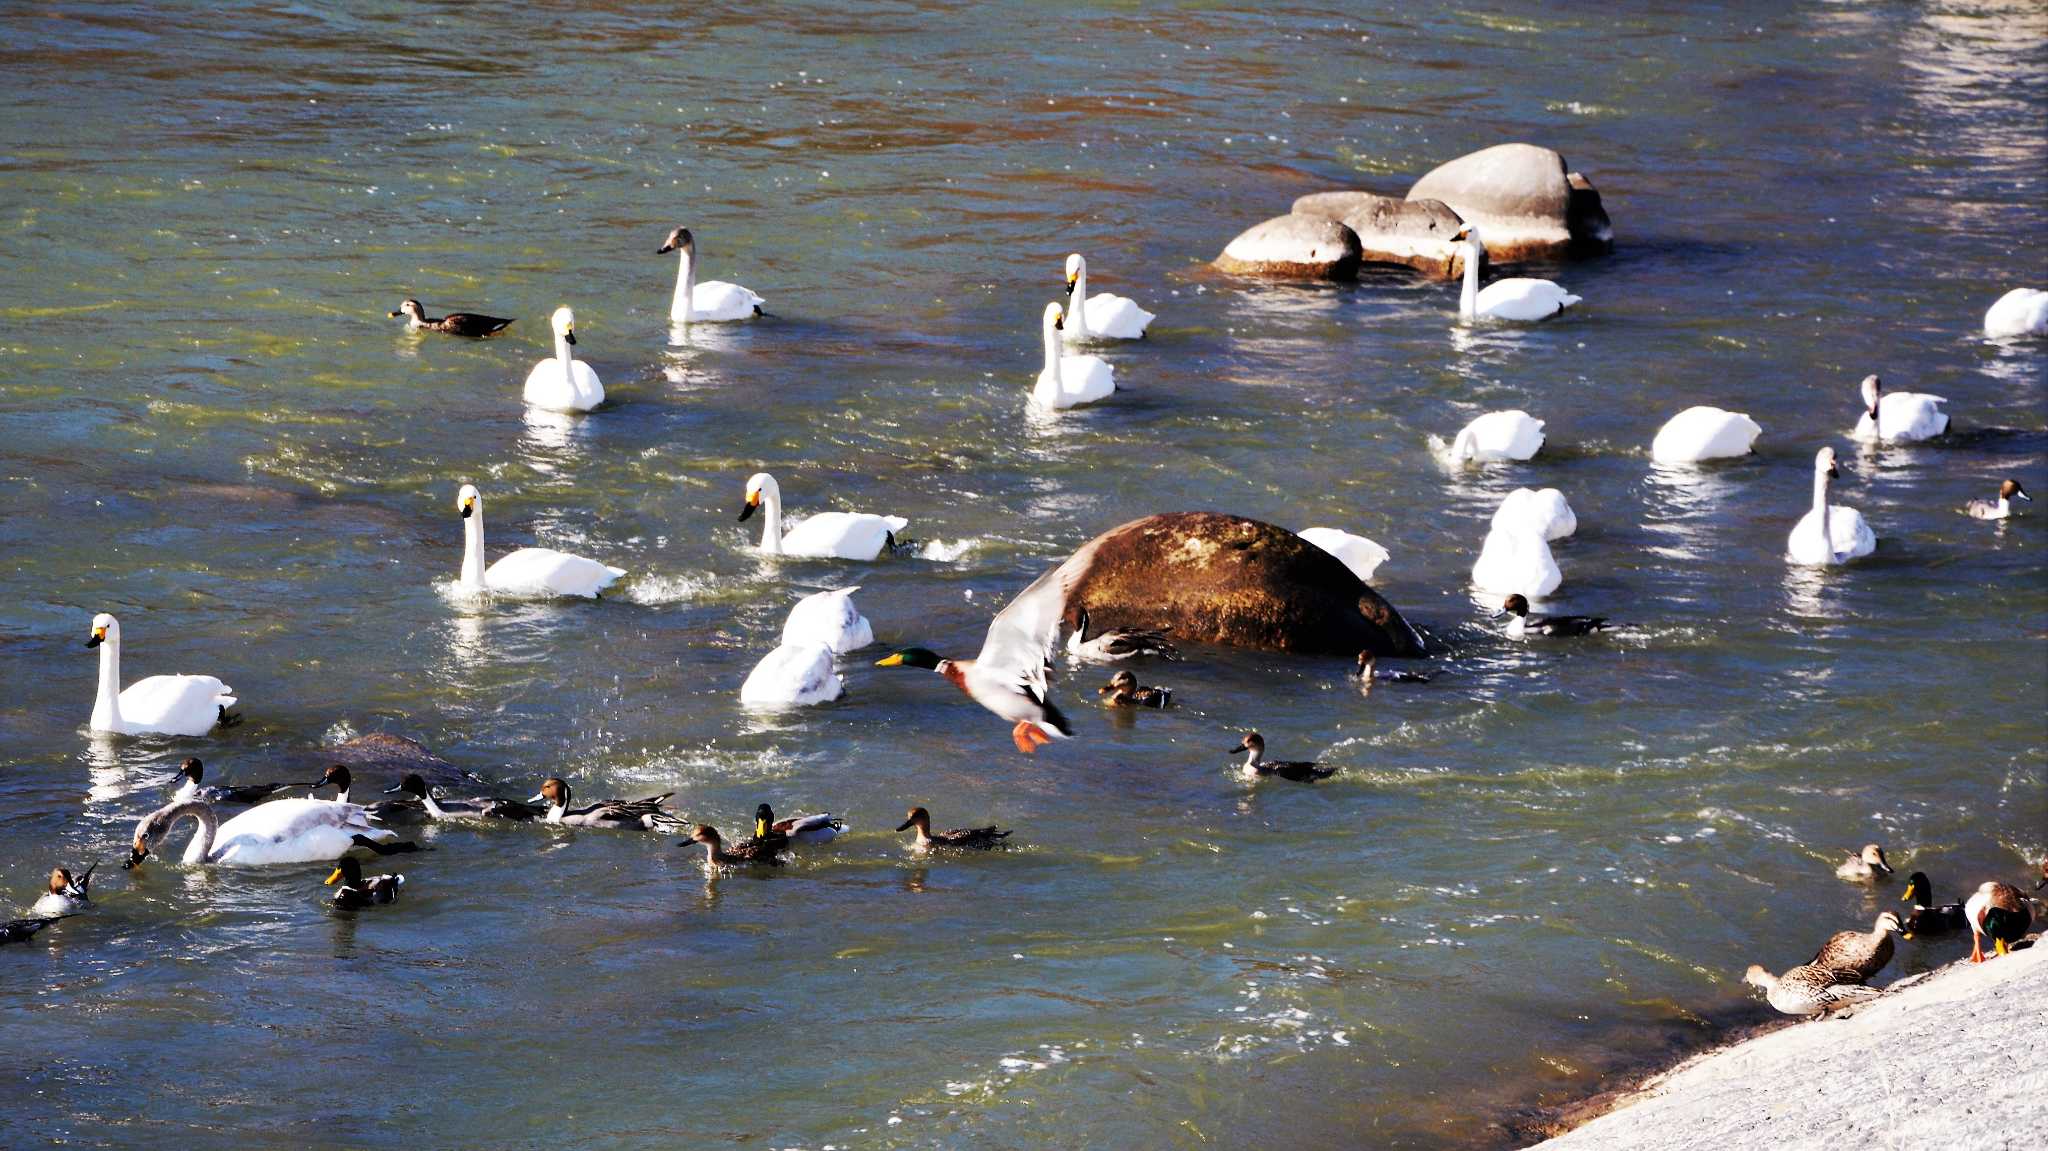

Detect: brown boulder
1293,191,1468,277
318,732,486,791
1407,143,1612,261
1213,213,1362,281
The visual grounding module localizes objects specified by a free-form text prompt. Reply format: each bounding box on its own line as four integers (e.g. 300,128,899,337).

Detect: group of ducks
1741,844,2042,1017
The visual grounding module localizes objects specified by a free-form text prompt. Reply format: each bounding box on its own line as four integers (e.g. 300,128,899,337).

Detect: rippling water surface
2,3,2045,1147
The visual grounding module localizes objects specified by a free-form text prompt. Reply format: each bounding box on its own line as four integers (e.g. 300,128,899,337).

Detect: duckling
1808,911,1901,981
31,863,93,917
687,824,783,867
1353,651,1432,687
1898,872,1967,938
1743,962,1882,1017
1836,843,1895,881
324,855,404,908
751,803,844,849
1226,732,1336,783
895,806,1012,851
530,779,684,831
388,298,514,338
1098,670,1171,708
1964,478,2031,521
1065,608,1178,662
1,918,57,946
172,758,286,806
1491,593,1611,638
383,773,542,821
1963,881,2032,962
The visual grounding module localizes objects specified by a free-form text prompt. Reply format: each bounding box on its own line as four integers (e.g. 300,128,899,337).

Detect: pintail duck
388,298,513,338
1809,911,1900,982
530,779,684,831
384,773,542,821
309,764,413,820
1065,608,1178,662
325,855,404,908
1353,651,1431,688
1964,478,2031,521
1836,843,1895,881
1,918,57,946
1899,872,1967,938
895,806,1012,851
31,863,94,917
1963,881,2031,962
1227,732,1336,782
688,824,783,867
352,833,425,855
1742,962,1881,1017
751,803,844,849
173,757,286,807
1493,593,1611,638
1098,669,1171,708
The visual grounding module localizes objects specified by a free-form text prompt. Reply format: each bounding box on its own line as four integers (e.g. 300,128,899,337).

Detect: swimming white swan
1787,446,1876,566
522,306,605,412
1471,527,1562,598
658,226,764,323
455,484,625,598
125,797,394,868
739,642,844,707
1034,302,1116,410
1295,528,1391,583
739,472,908,561
1983,288,2048,338
1490,487,1577,541
84,614,237,738
782,586,874,653
1851,374,1947,443
1453,225,1580,323
1432,410,1545,464
1651,406,1762,464
1063,254,1154,341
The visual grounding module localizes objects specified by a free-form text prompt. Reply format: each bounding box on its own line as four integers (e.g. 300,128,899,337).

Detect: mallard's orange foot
1011,722,1039,754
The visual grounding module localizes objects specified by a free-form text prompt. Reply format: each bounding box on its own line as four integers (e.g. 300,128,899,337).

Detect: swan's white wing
975,536,1107,705
1037,356,1117,409
691,280,765,321
1080,293,1155,339
118,674,235,736
1877,393,1948,441
485,548,624,598
1475,278,1580,322
782,587,873,653
1984,288,2048,338
739,643,843,707
1296,528,1390,582
1655,407,1760,462
781,512,905,560
523,359,605,412
1829,506,1878,559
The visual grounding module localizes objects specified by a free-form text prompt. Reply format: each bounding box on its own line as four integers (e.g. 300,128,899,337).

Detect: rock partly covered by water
1212,213,1362,281
1292,191,1469,277
318,731,485,790
1062,512,1426,656
1407,142,1612,262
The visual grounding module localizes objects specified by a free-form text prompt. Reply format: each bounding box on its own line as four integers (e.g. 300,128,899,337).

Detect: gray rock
1213,213,1361,281
1293,191,1468,277
1408,143,1612,261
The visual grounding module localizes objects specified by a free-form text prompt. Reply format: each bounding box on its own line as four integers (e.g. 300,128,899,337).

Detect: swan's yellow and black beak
85,625,107,648
324,867,345,886
563,327,577,346
1827,461,1841,480
460,497,475,520
123,842,148,870
1053,307,1064,332
1064,274,1077,298
1452,226,1472,241
738,489,761,523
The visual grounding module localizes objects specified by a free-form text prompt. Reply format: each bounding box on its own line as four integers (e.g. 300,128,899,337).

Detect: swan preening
1063,254,1155,341
1433,410,1546,464
740,642,845,707
1983,288,2048,338
1454,225,1580,323
782,586,874,653
1851,374,1948,443
85,614,237,738
1296,528,1391,583
522,306,605,412
1652,406,1761,464
1787,446,1877,566
1490,487,1576,541
125,797,395,868
1471,525,1562,599
456,484,626,598
740,472,908,561
659,227,765,324
1035,302,1117,410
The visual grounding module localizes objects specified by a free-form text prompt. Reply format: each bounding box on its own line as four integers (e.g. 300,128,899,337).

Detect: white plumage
782,586,874,653
1490,488,1577,541
1455,225,1580,322
1434,410,1546,464
1063,254,1155,340
1651,406,1762,464
660,226,764,323
1034,302,1116,409
1296,527,1391,583
1851,374,1947,443
131,797,396,868
1983,288,2048,338
740,642,844,707
455,484,625,598
522,306,605,412
1471,528,1562,598
741,473,908,561
85,614,236,738
1787,447,1877,566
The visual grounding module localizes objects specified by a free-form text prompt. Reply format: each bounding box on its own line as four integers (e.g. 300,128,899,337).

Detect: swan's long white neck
1451,428,1478,462
554,328,576,370
757,486,785,553
1069,260,1091,338
1458,240,1482,320
672,246,696,324
93,634,123,730
1812,466,1833,552
461,507,487,588
1042,313,1063,386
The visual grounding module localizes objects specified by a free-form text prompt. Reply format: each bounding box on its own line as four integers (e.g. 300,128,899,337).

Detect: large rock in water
317,732,485,791
1062,512,1426,656
1407,143,1612,262
1212,213,1362,281
1292,191,1468,278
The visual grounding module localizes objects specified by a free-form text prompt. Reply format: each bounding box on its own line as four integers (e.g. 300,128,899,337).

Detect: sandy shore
1531,943,2046,1149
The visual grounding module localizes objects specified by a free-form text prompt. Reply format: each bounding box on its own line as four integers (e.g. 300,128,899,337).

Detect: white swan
1787,447,1877,566
658,226,764,323
1471,527,1562,598
84,614,237,738
1433,410,1546,464
739,642,844,707
1983,288,2048,338
456,484,624,598
1490,488,1577,541
782,586,874,653
1652,405,1762,464
1034,302,1116,410
740,472,908,561
1296,528,1390,583
125,797,394,868
1454,225,1580,323
522,306,604,413
1063,253,1154,341
1851,374,1948,443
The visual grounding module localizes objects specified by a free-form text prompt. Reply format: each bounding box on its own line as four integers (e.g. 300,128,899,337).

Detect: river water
2,3,2044,1148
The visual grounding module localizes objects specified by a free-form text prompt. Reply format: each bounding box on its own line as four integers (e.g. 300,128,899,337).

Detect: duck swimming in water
31,864,94,917
172,758,285,807
325,855,404,908
388,298,514,338
1964,478,2031,521
1,918,56,946
1353,651,1432,689
1742,962,1881,1017
530,779,684,831
1808,911,1900,982
1098,669,1171,708
895,806,1011,851
687,824,783,867
1899,871,1967,938
1492,593,1611,638
751,802,844,849
1836,843,1894,881
383,773,542,821
1963,881,2031,962
1227,732,1336,782
1065,608,1177,662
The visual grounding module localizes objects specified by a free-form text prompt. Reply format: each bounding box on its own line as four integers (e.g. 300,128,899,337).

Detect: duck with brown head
1098,669,1171,709
388,298,513,337
687,824,783,867
529,778,683,831
32,863,94,917
1226,732,1336,783
894,806,1011,851
1965,478,2031,521
173,758,285,807
1836,843,1895,881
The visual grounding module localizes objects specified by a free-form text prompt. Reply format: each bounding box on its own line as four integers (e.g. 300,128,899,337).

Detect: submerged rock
1292,191,1468,277
318,732,485,791
1213,213,1362,281
1407,143,1612,262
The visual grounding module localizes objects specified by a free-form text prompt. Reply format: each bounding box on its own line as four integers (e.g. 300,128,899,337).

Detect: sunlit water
2,3,2045,1148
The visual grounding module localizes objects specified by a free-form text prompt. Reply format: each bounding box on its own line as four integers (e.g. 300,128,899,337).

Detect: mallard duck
1836,843,1895,881
172,758,286,806
1,918,57,946
752,803,843,847
687,824,783,867
1809,911,1900,981
1353,651,1432,688
529,779,684,831
1899,872,1967,938
1065,608,1177,662
1964,881,2032,962
895,806,1011,851
388,298,513,337
1492,594,1611,638
325,855,404,908
1743,963,1881,1016
1964,479,2031,521
1098,669,1171,708
1227,731,1336,783
383,773,542,821
31,863,93,917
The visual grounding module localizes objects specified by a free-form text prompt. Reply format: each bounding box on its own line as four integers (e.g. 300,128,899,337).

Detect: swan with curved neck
1453,225,1580,323
1851,373,1948,443
521,306,604,412
658,226,765,324
1788,446,1876,566
84,613,237,737
454,483,624,598
1034,302,1116,410
124,796,392,868
1062,253,1155,341
738,472,908,561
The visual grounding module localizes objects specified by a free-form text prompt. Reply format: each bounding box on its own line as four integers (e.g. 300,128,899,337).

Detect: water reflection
519,406,587,461
1780,565,1848,622
1642,461,1750,561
